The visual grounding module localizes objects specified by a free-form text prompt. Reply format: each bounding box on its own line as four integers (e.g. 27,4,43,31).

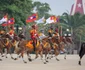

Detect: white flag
45,16,56,25
35,17,45,24
0,15,8,24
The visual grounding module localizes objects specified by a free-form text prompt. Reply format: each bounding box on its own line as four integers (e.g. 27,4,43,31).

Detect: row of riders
0,24,72,64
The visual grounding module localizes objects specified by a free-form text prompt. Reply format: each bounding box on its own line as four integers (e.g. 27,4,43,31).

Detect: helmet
32,24,37,29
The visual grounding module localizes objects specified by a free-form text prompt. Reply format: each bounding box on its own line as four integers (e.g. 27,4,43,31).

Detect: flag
45,16,56,24
56,16,60,23
26,13,38,23
35,17,45,24
2,18,15,26
0,14,8,24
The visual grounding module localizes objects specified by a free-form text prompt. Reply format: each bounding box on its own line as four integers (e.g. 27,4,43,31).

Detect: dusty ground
0,54,85,70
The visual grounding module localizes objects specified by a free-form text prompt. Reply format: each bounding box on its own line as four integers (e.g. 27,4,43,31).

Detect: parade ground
0,54,85,70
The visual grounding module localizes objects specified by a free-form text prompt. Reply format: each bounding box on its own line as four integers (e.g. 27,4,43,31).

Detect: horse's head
18,32,25,40
65,37,73,44
50,36,60,44
60,36,67,44
13,35,20,41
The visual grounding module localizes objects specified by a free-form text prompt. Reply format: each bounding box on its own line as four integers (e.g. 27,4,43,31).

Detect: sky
33,0,74,16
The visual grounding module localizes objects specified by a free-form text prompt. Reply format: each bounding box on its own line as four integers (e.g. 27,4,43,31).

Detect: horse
78,42,85,65
0,33,18,59
43,35,73,61
38,36,66,62
0,38,6,61
13,38,44,63
40,37,52,64
7,33,44,63
47,36,67,60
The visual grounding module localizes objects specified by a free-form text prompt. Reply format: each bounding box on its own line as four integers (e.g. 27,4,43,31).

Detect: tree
0,0,33,26
33,1,51,18
60,12,85,50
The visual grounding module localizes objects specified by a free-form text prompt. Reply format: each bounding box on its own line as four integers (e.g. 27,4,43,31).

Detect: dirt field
0,54,85,70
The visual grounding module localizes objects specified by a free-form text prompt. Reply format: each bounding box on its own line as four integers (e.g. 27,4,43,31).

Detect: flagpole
60,26,62,37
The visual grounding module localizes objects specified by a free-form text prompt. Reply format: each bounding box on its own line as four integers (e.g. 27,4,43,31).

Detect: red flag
26,13,38,23
2,18,15,26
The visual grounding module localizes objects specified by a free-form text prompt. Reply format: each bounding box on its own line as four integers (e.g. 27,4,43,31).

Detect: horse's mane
65,37,73,44
18,32,25,39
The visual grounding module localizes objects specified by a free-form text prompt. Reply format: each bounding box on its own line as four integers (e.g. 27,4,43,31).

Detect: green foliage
0,0,33,25
33,1,51,18
60,12,85,42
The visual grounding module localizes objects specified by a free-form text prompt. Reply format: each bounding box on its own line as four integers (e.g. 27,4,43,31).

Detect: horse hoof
51,56,53,58
28,58,32,62
6,57,7,58
44,62,46,64
46,60,49,62
2,55,4,57
14,58,18,60
64,57,66,60
79,61,81,65
19,56,21,58
24,61,27,63
56,58,60,61
0,59,2,61
11,57,14,59
35,57,38,59
47,57,49,59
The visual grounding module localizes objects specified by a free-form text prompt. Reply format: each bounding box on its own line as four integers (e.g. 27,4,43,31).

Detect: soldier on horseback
39,30,47,40
0,29,6,36
47,26,54,49
7,25,15,40
30,24,39,51
48,26,54,38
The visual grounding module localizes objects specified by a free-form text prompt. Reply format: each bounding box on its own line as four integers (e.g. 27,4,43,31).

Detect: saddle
26,40,40,49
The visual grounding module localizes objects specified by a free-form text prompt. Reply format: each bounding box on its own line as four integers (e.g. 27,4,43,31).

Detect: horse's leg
10,47,15,60
40,51,43,60
43,51,49,64
63,49,67,59
14,53,21,60
0,50,2,61
21,51,27,63
35,50,39,59
13,49,22,60
0,54,2,61
46,50,52,59
3,48,8,58
27,51,32,62
60,43,67,60
1,47,5,57
54,49,60,61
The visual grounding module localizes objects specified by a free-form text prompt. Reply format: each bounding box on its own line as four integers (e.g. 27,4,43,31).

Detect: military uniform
30,24,38,51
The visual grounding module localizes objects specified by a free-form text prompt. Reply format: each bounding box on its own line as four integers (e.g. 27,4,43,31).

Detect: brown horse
0,38,6,61
0,33,20,60
46,36,68,60
41,37,52,64
2,35,17,59
12,37,44,63
38,36,63,63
